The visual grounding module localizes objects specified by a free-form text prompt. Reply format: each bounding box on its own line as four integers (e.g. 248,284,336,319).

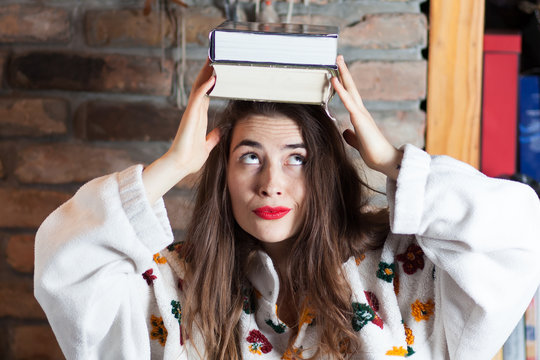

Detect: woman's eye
286,154,306,165
240,153,260,164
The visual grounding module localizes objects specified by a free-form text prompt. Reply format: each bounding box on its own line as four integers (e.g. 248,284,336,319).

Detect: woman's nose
258,162,282,196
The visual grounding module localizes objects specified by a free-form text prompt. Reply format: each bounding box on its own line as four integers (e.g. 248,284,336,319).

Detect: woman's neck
261,237,294,275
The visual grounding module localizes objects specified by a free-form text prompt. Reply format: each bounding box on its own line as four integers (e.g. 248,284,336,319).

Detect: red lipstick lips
253,206,291,220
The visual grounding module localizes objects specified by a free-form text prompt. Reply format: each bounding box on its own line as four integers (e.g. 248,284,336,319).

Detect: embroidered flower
396,244,425,275
282,346,304,359
351,302,375,331
266,319,287,334
171,300,182,324
299,304,315,327
376,262,395,283
242,288,256,314
394,272,400,296
355,254,366,266
411,299,435,322
404,323,414,345
150,315,167,346
246,329,272,355
142,268,157,286
364,291,383,329
153,253,167,264
167,242,183,253
266,305,287,333
385,346,408,356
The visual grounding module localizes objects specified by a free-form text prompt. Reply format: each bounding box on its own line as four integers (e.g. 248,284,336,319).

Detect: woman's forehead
231,115,304,145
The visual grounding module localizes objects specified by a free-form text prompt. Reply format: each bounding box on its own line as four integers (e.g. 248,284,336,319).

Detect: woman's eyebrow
232,140,306,152
232,139,261,152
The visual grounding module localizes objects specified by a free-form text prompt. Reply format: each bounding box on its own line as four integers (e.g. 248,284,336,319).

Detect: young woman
34,56,540,360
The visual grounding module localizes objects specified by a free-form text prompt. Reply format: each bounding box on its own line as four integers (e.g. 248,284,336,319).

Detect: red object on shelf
481,32,521,177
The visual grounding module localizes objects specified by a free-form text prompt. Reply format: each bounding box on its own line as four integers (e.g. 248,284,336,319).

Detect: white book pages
209,64,334,104
213,31,337,66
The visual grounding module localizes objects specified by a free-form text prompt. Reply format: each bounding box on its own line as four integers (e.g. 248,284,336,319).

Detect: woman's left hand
331,55,403,181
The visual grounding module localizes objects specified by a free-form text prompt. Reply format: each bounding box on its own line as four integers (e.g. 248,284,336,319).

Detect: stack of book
208,21,339,105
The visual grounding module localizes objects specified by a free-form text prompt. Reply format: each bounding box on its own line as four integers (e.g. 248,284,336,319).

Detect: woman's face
227,114,307,244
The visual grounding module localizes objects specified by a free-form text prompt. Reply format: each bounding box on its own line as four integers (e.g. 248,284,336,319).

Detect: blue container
519,75,540,181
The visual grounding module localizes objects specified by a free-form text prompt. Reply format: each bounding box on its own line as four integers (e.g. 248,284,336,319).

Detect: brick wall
0,0,426,358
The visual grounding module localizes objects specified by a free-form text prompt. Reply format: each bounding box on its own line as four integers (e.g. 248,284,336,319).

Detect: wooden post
426,0,485,168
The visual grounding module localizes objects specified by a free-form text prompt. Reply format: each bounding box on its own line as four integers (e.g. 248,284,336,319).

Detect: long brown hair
181,101,390,359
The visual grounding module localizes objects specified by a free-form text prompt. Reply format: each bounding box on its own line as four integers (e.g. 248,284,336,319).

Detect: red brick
85,7,224,48
14,143,165,184
0,281,46,319
332,108,426,148
348,60,426,101
0,188,70,228
6,234,35,273
340,13,427,49
0,98,68,137
75,101,181,141
85,9,173,47
9,52,173,95
11,325,64,360
183,7,226,46
0,4,70,43
164,193,193,231
0,51,6,87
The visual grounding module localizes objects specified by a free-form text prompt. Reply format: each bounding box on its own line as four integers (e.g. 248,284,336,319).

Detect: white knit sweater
34,145,540,360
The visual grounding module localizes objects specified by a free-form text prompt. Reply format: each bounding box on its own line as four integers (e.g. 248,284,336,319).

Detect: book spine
208,30,216,61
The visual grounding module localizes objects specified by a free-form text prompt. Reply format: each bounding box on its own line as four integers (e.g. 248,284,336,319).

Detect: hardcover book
209,20,339,68
209,62,336,105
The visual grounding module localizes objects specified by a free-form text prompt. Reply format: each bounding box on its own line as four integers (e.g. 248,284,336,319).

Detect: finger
336,55,363,105
192,58,214,90
190,75,216,108
343,129,360,150
331,76,360,114
205,127,221,152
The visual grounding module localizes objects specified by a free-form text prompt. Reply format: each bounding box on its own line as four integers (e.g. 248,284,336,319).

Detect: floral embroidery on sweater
355,254,366,266
247,329,273,355
364,291,383,329
298,303,315,327
150,315,167,346
385,346,408,356
394,272,400,295
167,242,183,254
282,346,304,359
376,262,396,283
266,305,287,333
266,319,287,334
171,300,181,324
411,299,435,322
404,323,414,345
153,253,167,264
243,288,257,314
352,302,376,331
142,268,157,286
396,244,425,275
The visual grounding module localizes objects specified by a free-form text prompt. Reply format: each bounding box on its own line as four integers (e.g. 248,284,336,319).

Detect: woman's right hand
142,58,221,204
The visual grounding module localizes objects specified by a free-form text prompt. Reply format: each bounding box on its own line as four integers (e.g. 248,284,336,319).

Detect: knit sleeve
34,165,175,359
386,145,540,359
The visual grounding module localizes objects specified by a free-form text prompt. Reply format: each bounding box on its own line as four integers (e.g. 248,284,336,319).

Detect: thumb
205,127,221,153
343,129,360,150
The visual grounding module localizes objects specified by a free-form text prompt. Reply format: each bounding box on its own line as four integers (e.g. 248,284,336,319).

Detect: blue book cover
519,75,540,181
